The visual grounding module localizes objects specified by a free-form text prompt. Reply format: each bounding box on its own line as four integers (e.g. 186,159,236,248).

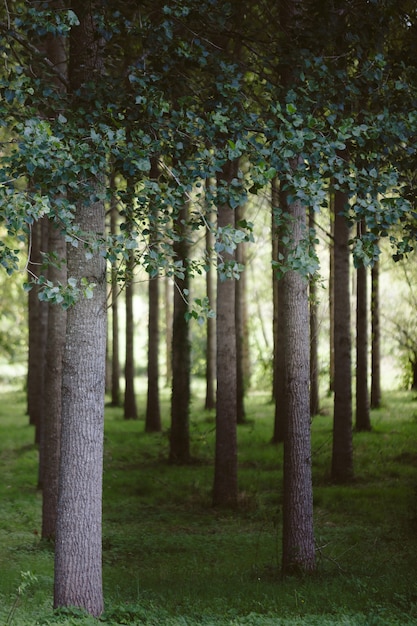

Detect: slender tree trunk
27,219,48,444
331,189,353,482
329,197,335,395
170,201,191,463
309,208,320,417
110,177,121,407
145,160,161,432
54,3,106,616
370,259,381,408
355,222,371,431
272,179,285,443
205,205,216,411
41,12,67,540
164,277,173,386
213,161,238,507
281,160,315,574
236,203,247,424
124,250,138,420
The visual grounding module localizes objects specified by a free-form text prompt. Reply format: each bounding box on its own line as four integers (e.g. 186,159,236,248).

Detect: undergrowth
0,385,417,625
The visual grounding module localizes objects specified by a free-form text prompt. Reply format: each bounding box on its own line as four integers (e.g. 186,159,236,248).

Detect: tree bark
41,15,67,539
281,161,315,574
170,200,191,463
110,176,121,407
355,222,371,431
331,189,354,482
213,160,238,507
54,2,105,616
236,202,247,424
370,259,381,408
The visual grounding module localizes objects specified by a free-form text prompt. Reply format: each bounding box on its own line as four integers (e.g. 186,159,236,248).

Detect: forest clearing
0,381,417,626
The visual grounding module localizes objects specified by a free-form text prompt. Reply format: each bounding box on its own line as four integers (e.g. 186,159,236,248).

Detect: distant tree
213,160,239,507
109,173,121,407
170,199,191,463
331,188,354,482
205,198,216,411
370,259,381,408
355,221,371,431
309,207,320,417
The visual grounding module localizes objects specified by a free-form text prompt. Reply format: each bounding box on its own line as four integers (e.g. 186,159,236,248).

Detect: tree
54,1,106,615
170,198,191,463
213,160,239,507
355,221,371,431
370,259,382,408
331,189,354,483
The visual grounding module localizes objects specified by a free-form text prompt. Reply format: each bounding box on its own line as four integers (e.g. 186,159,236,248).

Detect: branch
0,25,69,90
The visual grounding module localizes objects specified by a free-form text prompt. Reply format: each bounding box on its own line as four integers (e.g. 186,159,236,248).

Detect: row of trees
1,0,417,617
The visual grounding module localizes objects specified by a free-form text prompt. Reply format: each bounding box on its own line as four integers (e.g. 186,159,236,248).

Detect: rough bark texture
370,260,381,408
355,222,371,431
170,201,191,463
54,2,105,616
41,16,67,539
331,189,354,482
213,161,238,507
281,167,315,574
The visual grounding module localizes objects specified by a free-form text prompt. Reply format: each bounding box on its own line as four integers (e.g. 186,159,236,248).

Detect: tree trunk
355,222,371,431
329,196,335,395
309,207,320,417
205,203,216,411
272,179,285,443
213,161,238,507
281,161,315,574
124,250,138,420
370,259,381,408
164,277,173,386
54,2,106,616
170,201,191,463
110,176,121,407
41,13,67,540
236,202,247,424
331,189,353,482
27,219,48,444
145,160,161,432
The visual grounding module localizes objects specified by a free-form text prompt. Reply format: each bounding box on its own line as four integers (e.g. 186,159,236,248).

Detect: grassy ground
0,383,417,625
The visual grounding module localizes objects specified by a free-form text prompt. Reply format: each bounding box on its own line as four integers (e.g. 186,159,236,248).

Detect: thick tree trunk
355,222,371,431
54,2,105,616
370,259,381,408
170,201,191,463
41,16,67,538
213,161,238,507
331,189,353,482
281,162,315,574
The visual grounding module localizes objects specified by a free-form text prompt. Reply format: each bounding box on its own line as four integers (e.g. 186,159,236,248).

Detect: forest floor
0,382,417,625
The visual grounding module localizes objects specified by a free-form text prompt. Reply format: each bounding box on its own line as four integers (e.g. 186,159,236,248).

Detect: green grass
1,384,417,625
